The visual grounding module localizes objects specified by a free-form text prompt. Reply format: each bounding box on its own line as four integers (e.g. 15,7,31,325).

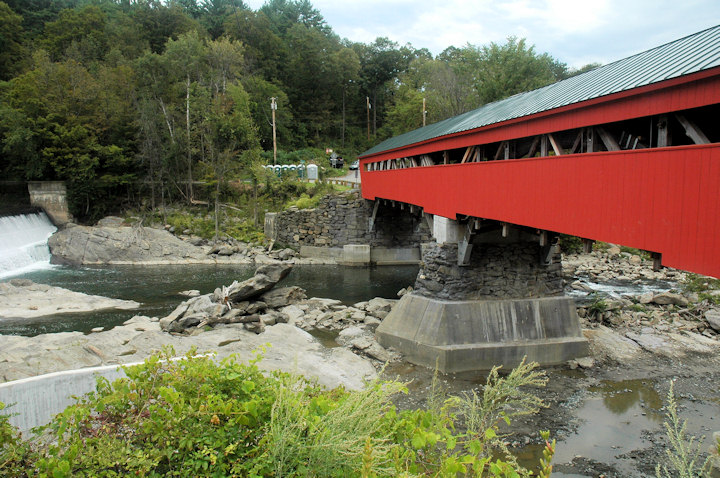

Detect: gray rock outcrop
49,224,211,265
0,317,377,390
0,279,139,319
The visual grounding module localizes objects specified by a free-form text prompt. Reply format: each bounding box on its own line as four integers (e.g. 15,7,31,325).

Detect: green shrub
0,351,555,477
558,235,583,254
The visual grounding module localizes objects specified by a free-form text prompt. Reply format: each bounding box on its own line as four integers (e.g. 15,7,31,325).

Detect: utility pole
271,97,277,165
366,96,371,141
422,97,427,127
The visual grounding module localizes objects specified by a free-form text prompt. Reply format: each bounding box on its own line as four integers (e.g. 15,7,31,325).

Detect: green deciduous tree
0,1,25,80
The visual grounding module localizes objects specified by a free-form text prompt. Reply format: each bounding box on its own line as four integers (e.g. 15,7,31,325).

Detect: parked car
349,160,359,170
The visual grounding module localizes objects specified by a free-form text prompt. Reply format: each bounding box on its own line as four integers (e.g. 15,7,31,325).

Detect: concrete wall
27,181,73,226
0,364,130,432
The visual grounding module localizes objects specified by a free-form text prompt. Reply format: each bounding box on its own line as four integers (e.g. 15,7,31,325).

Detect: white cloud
243,0,720,67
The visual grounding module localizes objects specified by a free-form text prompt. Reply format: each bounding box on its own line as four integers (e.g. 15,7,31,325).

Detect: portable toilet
273,165,281,176
297,164,305,179
306,164,318,180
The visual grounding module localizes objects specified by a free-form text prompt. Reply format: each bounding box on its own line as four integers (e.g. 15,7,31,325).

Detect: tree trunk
214,180,220,240
186,75,193,202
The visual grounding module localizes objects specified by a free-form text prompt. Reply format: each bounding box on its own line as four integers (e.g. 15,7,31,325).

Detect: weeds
1,352,556,477
655,381,712,478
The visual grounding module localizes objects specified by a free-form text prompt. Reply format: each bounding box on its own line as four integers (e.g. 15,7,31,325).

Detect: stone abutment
264,190,430,265
377,225,588,372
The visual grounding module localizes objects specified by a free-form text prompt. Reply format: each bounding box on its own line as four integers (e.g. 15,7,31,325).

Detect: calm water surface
1,264,418,336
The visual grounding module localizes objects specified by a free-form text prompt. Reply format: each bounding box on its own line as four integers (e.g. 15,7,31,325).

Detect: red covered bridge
359,26,720,279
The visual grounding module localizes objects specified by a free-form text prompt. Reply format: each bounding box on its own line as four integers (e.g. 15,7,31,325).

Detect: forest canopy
0,0,593,220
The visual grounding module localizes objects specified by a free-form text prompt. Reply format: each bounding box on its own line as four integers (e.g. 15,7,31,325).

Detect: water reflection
590,379,663,420
0,263,418,336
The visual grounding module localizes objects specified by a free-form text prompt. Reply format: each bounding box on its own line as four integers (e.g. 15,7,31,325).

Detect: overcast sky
243,0,720,68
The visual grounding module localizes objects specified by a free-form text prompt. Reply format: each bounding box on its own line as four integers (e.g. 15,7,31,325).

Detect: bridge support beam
377,220,588,372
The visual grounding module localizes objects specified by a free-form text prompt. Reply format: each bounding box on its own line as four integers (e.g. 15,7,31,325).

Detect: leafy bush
558,234,583,254
0,351,555,477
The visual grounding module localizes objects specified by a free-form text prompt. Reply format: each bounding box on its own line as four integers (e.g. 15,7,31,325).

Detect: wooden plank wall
361,144,720,278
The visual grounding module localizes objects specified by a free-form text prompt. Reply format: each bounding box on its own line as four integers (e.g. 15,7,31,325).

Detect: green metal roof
361,25,720,157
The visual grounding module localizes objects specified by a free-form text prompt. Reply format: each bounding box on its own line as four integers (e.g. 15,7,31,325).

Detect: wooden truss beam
675,113,710,144
596,126,620,151
547,133,563,156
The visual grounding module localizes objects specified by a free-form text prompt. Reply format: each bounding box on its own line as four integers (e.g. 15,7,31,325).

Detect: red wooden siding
361,144,720,278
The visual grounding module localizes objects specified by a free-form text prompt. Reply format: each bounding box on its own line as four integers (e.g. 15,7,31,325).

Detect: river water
0,263,418,336
1,258,715,476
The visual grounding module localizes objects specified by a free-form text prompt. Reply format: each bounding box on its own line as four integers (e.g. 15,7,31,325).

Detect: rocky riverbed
4,227,720,476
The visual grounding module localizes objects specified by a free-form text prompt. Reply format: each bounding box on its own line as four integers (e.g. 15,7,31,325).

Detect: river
0,263,418,336
0,230,717,476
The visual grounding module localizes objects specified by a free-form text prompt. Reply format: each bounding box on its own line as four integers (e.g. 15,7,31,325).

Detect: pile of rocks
160,263,302,335
204,238,297,263
157,264,401,365
564,247,685,283
577,290,720,339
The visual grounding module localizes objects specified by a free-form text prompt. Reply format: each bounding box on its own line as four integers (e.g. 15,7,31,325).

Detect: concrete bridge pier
27,181,73,226
376,216,588,372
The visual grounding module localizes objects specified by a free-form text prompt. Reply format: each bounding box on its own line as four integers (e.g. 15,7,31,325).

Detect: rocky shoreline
1,247,717,383
2,232,719,478
0,279,139,319
47,217,328,266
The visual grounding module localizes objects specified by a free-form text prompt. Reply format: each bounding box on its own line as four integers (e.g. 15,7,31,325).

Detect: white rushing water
0,212,57,279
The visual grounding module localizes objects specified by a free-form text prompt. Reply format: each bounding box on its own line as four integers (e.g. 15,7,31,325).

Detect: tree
466,37,568,105
260,0,330,37
199,82,259,238
0,1,25,80
164,30,207,201
41,5,108,63
355,38,416,138
1,50,137,219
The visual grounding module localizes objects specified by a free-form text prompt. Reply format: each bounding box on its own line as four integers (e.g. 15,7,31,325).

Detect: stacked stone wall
415,241,563,300
272,191,431,248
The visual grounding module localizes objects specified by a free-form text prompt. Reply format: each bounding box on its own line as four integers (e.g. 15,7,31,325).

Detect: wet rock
0,281,139,319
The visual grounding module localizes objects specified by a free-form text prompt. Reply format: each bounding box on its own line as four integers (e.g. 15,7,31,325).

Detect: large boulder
256,263,293,283
225,264,293,303
260,286,306,309
48,225,208,265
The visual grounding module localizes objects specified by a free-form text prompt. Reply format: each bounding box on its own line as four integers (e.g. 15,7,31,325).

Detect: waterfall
0,212,57,278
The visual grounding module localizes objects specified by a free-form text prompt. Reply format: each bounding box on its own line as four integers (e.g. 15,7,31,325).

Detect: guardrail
324,179,360,189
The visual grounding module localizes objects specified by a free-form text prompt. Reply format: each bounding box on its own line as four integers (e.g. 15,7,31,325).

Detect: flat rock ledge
0,279,139,319
0,316,376,391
